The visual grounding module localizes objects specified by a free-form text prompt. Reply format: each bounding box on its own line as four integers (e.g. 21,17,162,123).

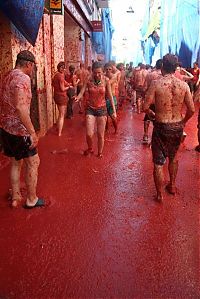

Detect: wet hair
162,54,178,73
109,60,116,66
57,61,65,71
16,50,35,66
177,61,182,68
69,65,75,72
92,61,103,71
155,59,163,69
194,61,199,66
146,64,151,70
104,62,112,69
138,62,142,67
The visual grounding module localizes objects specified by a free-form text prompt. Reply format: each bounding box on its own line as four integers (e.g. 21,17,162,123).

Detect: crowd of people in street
0,50,199,208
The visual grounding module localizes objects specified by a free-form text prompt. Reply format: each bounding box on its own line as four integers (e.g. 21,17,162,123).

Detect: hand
73,96,79,102
29,132,38,149
113,112,117,118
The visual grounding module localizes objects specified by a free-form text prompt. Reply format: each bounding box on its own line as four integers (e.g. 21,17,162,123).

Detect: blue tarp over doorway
0,0,45,46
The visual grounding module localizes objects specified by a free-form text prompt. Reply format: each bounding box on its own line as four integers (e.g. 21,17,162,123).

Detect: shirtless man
143,54,195,202
109,61,121,102
117,63,126,107
104,62,118,133
143,59,163,143
75,62,89,113
133,63,148,113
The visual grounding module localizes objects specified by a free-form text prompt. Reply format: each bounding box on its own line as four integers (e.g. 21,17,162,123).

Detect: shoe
23,198,45,209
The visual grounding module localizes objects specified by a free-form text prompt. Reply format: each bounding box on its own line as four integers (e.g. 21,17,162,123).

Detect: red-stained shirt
52,72,67,97
1,69,32,136
86,78,106,109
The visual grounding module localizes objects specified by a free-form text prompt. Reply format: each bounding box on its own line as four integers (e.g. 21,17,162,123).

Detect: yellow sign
46,0,63,14
50,0,62,9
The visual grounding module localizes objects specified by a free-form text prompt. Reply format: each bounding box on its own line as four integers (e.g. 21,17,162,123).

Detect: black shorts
152,121,184,165
1,129,37,161
86,106,107,117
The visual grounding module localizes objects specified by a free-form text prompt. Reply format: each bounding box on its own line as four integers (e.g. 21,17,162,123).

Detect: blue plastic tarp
92,8,114,61
140,0,200,67
0,0,45,46
160,0,200,67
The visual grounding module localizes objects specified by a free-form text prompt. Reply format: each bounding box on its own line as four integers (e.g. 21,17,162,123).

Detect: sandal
23,198,45,209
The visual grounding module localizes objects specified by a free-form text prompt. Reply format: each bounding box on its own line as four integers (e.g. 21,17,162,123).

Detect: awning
0,0,45,46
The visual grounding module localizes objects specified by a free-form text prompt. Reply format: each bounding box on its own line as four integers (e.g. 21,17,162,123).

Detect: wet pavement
0,104,199,299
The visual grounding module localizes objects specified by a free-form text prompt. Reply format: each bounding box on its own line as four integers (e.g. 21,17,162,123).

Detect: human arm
181,68,194,81
106,79,116,118
74,83,87,102
182,85,195,124
143,81,156,119
14,87,38,149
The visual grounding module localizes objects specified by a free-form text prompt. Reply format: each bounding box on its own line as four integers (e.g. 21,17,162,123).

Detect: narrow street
0,104,199,299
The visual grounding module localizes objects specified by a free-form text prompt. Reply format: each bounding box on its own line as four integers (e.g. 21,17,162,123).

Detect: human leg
143,120,150,142
85,114,96,154
10,158,23,207
110,115,118,133
24,154,40,205
97,116,107,156
167,157,178,194
153,164,164,202
67,96,73,118
57,105,66,136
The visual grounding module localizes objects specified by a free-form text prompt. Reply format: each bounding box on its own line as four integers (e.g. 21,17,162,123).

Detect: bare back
146,74,193,123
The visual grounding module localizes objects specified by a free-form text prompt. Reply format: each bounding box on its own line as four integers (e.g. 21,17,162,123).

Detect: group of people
0,49,199,208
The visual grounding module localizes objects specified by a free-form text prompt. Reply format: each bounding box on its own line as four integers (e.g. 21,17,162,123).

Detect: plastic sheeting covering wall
92,8,114,62
0,0,45,46
160,0,200,67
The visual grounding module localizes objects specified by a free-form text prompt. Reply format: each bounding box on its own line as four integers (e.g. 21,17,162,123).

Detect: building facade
0,0,112,168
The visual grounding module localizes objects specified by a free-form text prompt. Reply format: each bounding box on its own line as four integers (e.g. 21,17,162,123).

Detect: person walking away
65,65,79,119
133,63,148,114
0,50,45,208
143,59,163,143
75,62,89,114
52,62,70,136
75,62,116,157
143,54,195,202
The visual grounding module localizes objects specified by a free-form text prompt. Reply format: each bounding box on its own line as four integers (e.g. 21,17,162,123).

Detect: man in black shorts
0,50,45,208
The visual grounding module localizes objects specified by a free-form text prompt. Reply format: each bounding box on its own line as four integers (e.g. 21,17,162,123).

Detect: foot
83,148,94,156
11,198,22,208
166,183,176,195
97,153,103,158
24,198,45,209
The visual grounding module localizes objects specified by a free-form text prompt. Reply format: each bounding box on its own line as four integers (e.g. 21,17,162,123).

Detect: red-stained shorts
152,121,184,165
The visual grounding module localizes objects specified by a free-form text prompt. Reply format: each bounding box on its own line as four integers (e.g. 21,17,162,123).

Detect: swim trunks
152,121,184,165
106,96,117,116
1,129,37,161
